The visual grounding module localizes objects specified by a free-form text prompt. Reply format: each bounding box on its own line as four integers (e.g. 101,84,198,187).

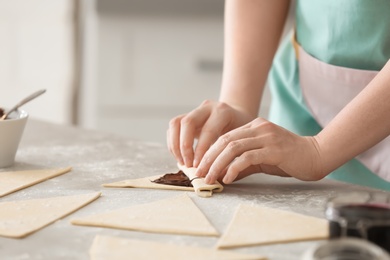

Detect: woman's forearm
220,0,290,118
315,60,390,175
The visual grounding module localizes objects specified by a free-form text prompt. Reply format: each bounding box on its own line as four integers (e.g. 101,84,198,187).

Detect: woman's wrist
307,135,328,180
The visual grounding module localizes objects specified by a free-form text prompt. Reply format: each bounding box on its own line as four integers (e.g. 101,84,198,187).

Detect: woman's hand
195,117,326,184
167,100,254,168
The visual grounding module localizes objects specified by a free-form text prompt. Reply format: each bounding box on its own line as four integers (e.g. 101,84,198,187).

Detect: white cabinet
95,15,224,142
81,0,272,143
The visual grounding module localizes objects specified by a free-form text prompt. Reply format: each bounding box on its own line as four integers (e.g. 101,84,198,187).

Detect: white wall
0,0,75,124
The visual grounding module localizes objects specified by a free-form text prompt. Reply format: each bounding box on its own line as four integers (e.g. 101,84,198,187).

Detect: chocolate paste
152,170,193,187
0,108,4,118
329,204,390,252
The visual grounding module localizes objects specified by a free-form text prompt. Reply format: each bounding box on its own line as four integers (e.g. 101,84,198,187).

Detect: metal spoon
0,89,46,120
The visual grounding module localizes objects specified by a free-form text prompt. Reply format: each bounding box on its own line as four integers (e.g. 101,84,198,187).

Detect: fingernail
195,169,202,177
193,158,199,167
223,176,231,184
183,157,188,166
178,158,184,166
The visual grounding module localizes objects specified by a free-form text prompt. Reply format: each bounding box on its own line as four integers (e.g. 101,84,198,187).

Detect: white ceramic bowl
0,109,28,168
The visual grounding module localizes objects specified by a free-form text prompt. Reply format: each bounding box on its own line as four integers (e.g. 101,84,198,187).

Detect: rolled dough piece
71,194,219,236
177,163,223,198
0,167,72,197
103,164,223,198
90,235,266,260
217,204,329,249
0,192,101,238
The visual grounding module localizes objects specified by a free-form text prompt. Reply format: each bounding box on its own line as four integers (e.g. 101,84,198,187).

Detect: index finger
179,108,210,167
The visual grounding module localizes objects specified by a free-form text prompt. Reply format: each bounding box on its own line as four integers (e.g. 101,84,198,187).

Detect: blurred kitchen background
0,0,292,144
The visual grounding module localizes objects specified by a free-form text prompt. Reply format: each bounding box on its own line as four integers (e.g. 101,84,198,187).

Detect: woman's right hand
167,100,254,168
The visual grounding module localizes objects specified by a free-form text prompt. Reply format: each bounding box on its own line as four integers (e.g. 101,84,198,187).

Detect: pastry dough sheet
104,164,223,198
0,167,72,197
90,235,266,260
72,194,219,236
217,204,329,249
0,192,101,238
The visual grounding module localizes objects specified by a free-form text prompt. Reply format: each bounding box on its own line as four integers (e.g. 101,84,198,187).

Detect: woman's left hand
195,117,325,184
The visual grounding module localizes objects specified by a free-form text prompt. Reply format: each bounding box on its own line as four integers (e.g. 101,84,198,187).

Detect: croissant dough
217,204,329,249
103,174,193,191
90,235,266,260
104,164,223,198
71,194,219,236
0,192,101,238
177,163,223,197
0,167,72,197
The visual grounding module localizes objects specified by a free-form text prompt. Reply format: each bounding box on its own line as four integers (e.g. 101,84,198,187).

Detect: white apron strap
295,39,390,182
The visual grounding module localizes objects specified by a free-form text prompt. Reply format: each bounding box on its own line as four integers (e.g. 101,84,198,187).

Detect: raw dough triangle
0,167,72,197
0,192,101,238
72,194,219,236
217,204,329,249
90,235,265,260
103,174,193,192
104,164,223,198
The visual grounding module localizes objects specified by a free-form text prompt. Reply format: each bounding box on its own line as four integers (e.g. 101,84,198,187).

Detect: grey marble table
0,119,385,260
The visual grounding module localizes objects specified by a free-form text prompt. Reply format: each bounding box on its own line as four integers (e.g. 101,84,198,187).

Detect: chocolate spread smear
0,108,4,118
152,170,193,187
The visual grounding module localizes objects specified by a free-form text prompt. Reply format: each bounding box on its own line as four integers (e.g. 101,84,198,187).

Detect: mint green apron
268,0,390,191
